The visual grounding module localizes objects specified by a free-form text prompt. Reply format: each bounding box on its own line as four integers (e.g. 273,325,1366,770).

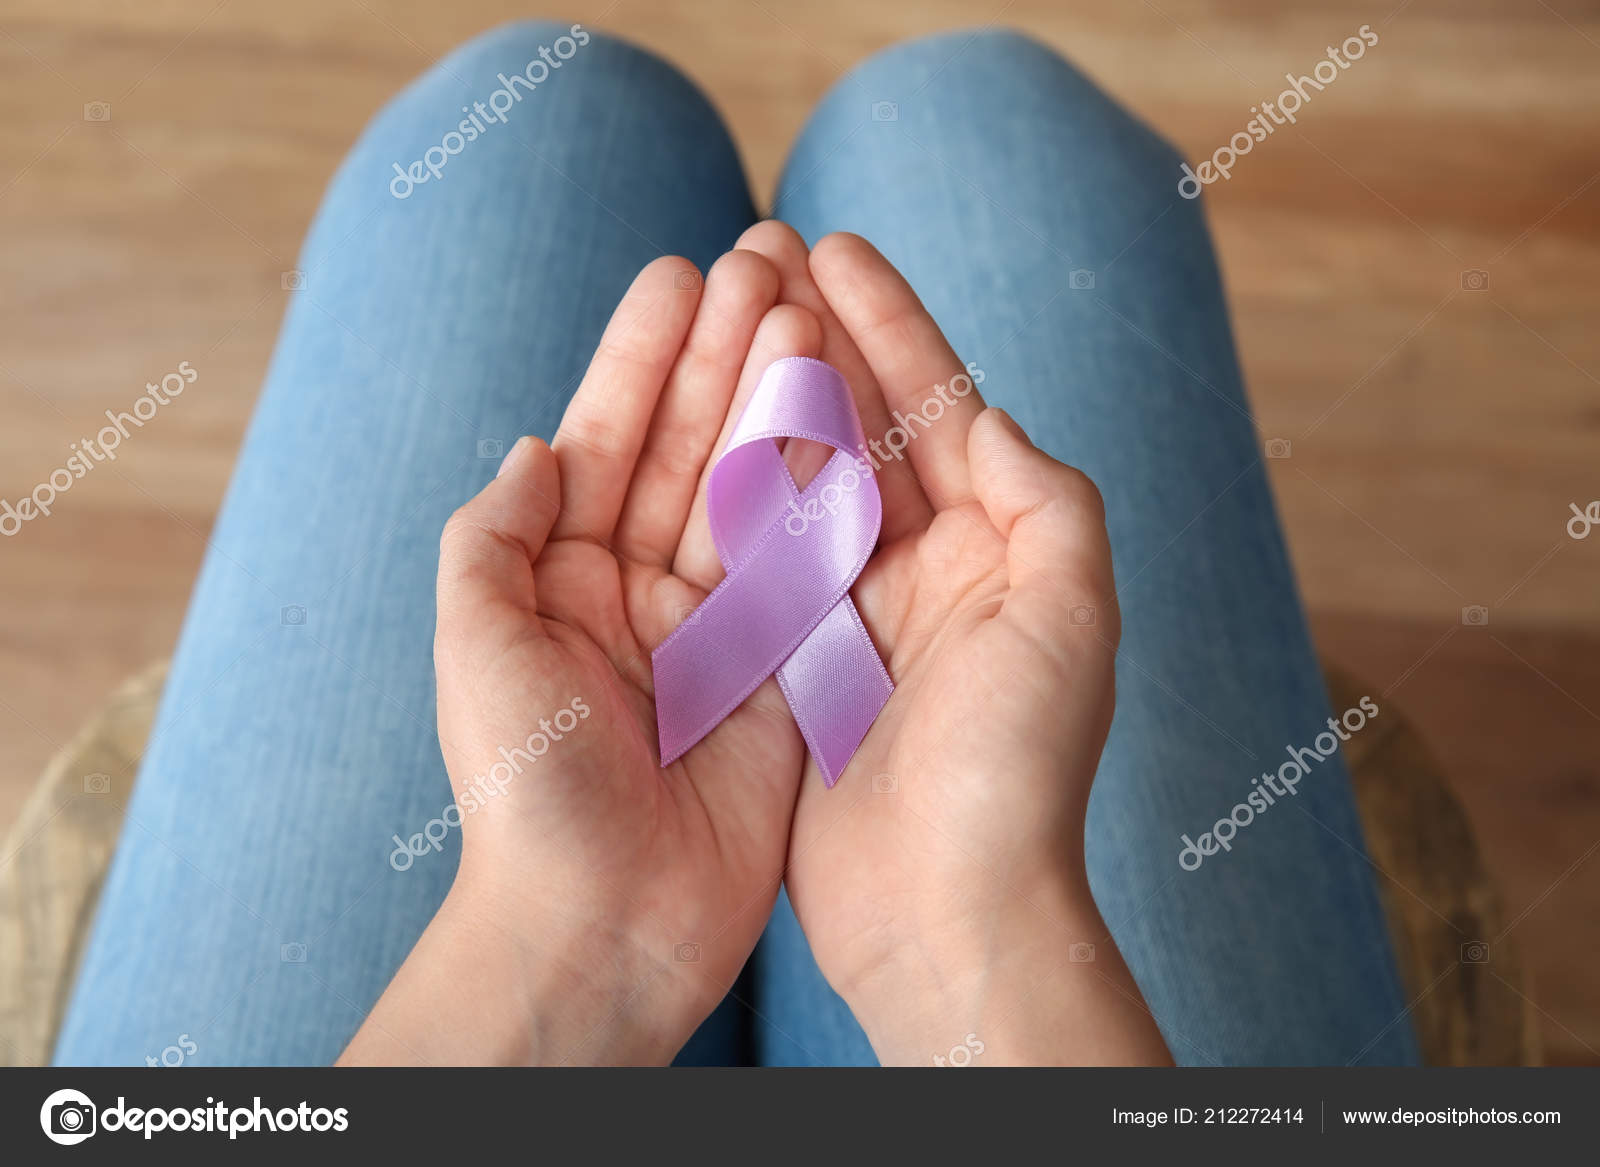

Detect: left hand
345,250,826,1064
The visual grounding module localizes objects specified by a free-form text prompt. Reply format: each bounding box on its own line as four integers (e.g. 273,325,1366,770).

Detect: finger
437,436,562,640
810,233,987,510
612,250,780,569
671,301,823,591
735,220,935,543
967,408,1119,646
550,255,701,546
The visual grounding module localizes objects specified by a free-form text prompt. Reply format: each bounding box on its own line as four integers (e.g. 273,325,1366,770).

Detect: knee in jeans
349,21,708,203
427,20,595,87
852,25,1185,177
363,20,688,151
347,22,587,192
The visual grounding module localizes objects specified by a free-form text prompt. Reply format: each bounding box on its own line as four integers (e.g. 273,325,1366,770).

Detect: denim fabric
55,23,1417,1068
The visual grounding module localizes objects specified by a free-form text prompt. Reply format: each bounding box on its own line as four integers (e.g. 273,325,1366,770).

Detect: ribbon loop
652,357,893,786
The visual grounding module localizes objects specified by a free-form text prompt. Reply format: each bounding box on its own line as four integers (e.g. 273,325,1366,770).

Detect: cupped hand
423,252,827,1062
727,224,1169,1065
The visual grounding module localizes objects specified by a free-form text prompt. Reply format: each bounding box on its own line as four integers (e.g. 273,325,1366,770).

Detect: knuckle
557,414,629,461
643,421,711,481
1054,464,1106,525
438,506,480,556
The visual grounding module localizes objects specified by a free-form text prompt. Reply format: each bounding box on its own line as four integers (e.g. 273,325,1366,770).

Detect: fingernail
989,408,1032,447
496,436,529,478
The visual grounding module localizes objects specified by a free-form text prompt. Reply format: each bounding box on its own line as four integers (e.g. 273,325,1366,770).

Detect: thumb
967,408,1118,644
436,436,562,636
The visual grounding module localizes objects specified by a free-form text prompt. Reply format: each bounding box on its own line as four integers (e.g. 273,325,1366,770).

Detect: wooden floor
2,0,1597,1061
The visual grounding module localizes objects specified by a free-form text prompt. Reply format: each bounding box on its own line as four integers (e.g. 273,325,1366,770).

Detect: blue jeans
54,24,1418,1067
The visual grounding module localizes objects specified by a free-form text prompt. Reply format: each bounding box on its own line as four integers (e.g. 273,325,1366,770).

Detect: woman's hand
344,251,824,1065
731,224,1171,1065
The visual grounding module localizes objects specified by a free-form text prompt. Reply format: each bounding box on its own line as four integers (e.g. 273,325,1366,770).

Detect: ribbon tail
774,597,892,786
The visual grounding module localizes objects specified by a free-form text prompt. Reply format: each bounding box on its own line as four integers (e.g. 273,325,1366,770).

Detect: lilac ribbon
652,356,893,786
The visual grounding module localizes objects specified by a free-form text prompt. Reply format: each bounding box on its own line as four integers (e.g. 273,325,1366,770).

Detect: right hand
730,224,1169,1065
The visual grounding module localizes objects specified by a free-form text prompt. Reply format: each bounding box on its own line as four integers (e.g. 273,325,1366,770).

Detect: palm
515,540,801,911
786,505,1111,974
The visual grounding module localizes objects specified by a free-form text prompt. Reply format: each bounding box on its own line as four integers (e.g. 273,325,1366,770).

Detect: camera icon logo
1460,940,1489,963
477,438,504,459
871,101,899,122
1461,269,1489,291
1068,269,1096,291
673,941,701,963
83,102,111,122
40,1088,97,1145
281,270,306,291
281,941,308,962
1264,438,1292,459
1068,604,1096,627
871,772,898,794
674,270,702,290
281,605,307,626
1461,605,1490,627
1069,942,1096,962
83,772,111,795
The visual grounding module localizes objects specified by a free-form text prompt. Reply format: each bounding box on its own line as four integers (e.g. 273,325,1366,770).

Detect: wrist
452,861,722,1065
342,869,700,1065
840,873,1170,1066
